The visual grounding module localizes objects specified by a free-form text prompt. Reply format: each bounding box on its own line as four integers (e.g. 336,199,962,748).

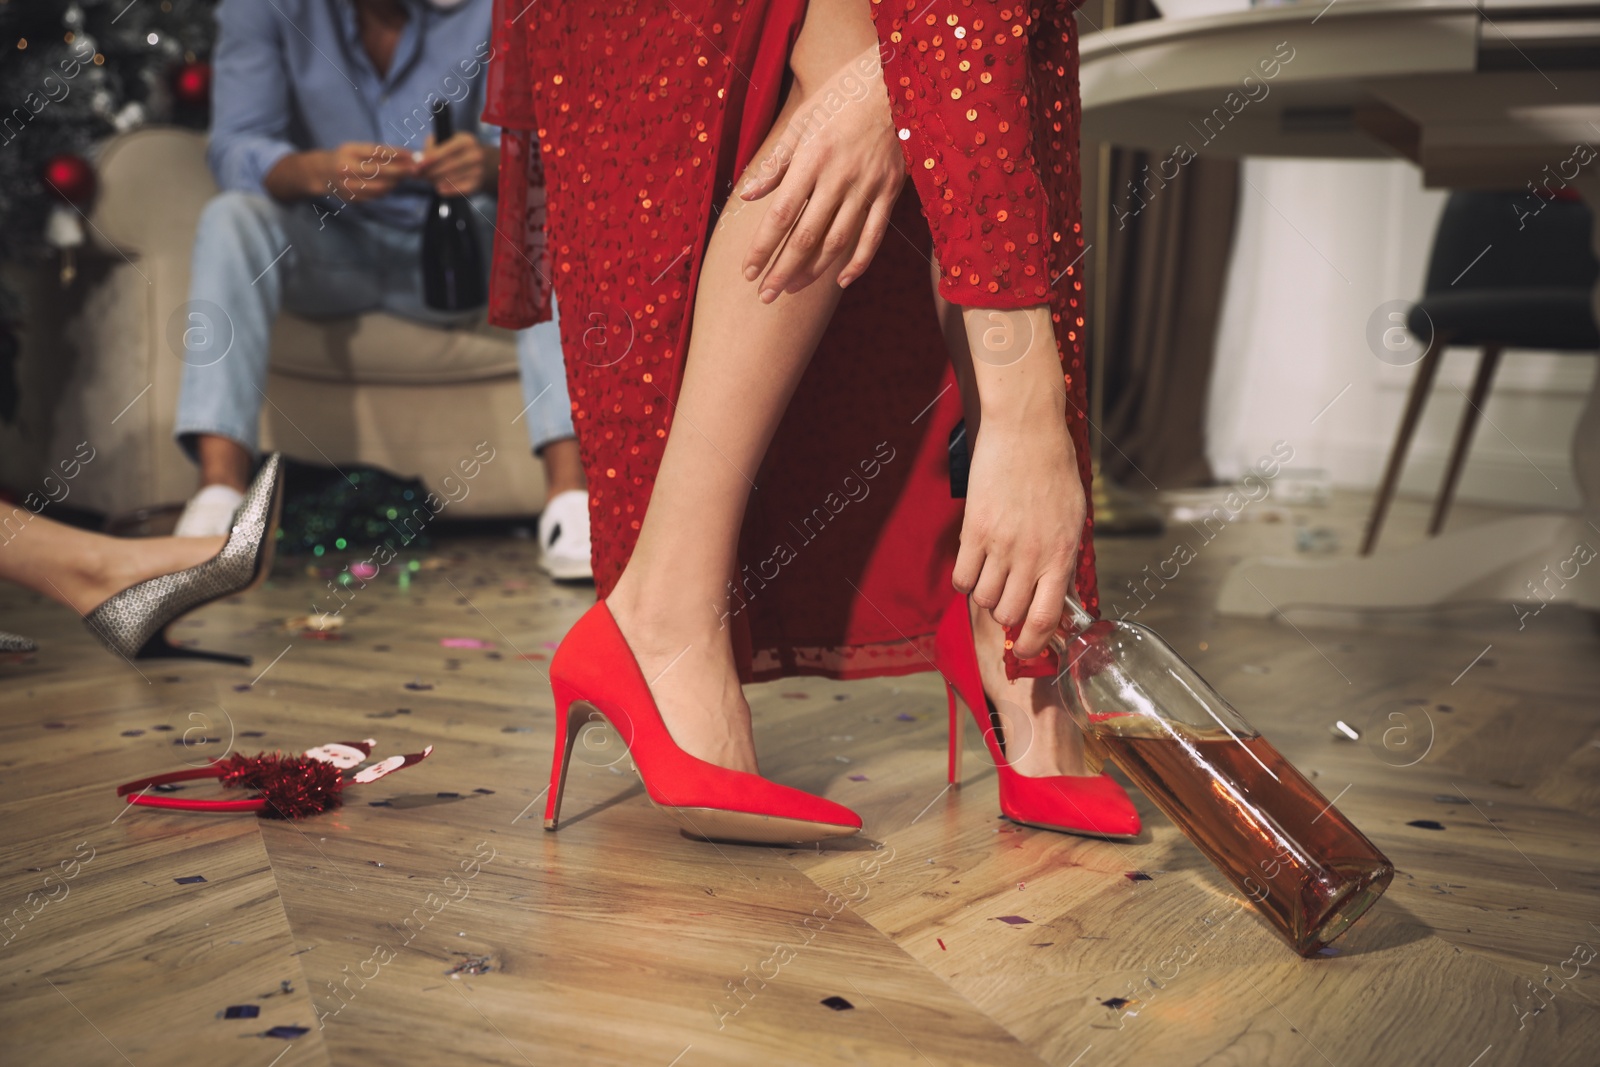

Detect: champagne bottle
421,103,487,312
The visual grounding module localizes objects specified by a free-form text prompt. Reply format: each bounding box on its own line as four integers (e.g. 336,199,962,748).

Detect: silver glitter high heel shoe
0,631,37,654
84,453,284,666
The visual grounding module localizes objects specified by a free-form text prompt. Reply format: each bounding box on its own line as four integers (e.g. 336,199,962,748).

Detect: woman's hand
953,306,1086,660
737,44,904,300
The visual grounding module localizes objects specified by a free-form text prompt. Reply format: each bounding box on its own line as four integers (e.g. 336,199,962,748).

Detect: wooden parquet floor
2,492,1596,1066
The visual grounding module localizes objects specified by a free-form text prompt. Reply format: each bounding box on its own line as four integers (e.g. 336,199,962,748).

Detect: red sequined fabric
485,0,1097,681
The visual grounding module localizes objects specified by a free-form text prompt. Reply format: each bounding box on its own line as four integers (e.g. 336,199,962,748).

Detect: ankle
74,541,126,596
608,573,731,641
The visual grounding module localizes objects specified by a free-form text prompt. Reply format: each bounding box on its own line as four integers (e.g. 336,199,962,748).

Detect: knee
195,192,281,250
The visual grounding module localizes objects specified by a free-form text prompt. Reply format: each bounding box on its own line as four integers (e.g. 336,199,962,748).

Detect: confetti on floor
994,915,1032,925
820,996,854,1011
1123,871,1153,882
441,638,495,649
263,1026,309,1040
445,954,493,978
1407,819,1445,830
174,875,207,884
222,1005,260,1020
282,613,345,634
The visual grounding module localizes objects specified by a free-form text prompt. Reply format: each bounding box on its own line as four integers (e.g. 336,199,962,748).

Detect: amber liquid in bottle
1094,721,1393,955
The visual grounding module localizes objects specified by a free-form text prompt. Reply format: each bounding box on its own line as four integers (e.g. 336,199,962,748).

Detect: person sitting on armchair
173,0,590,581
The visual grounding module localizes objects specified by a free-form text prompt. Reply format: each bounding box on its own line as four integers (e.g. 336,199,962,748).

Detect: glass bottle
421,103,487,312
1051,600,1393,956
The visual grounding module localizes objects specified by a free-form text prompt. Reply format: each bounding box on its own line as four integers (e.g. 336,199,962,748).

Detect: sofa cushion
269,311,519,384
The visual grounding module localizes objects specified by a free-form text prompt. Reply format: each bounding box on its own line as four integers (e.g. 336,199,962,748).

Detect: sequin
483,0,1101,678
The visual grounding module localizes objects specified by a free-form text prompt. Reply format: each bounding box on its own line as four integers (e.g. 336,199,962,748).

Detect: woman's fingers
968,552,1008,614
837,190,895,289
739,139,794,202
992,556,1038,631
788,190,865,292
952,537,984,596
760,193,840,300
744,177,814,285
1013,570,1070,660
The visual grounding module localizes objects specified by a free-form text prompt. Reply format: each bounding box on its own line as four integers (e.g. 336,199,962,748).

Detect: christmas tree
0,0,216,423
0,0,217,263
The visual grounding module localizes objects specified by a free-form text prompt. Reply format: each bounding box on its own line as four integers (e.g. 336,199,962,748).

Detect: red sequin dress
485,0,1095,682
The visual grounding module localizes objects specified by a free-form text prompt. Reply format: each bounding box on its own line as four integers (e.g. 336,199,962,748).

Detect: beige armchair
9,125,543,519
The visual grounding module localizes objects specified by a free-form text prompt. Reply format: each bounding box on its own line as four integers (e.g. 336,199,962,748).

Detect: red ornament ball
40,153,96,207
171,61,212,107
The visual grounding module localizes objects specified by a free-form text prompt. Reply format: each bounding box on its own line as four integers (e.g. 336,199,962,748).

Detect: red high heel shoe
545,601,863,844
934,594,1140,840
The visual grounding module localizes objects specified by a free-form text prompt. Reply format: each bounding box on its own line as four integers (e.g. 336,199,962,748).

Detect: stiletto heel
134,632,252,666
933,593,1140,840
84,454,283,666
545,601,862,844
543,688,588,831
946,681,963,786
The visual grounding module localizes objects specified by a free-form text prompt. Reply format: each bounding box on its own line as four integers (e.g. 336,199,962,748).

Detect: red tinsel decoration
215,751,347,819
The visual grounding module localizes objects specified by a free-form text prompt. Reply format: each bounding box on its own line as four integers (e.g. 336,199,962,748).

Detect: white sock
175,484,246,538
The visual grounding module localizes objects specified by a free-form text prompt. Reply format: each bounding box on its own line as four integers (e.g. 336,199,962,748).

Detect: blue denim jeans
174,191,573,459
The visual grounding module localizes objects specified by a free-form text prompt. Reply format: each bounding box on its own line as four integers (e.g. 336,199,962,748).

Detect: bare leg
196,434,252,492
540,437,587,503
605,81,859,773
932,260,1090,777
0,515,224,616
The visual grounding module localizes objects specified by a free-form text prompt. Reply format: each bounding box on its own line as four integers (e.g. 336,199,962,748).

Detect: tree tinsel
0,0,218,263
278,457,438,558
216,751,348,820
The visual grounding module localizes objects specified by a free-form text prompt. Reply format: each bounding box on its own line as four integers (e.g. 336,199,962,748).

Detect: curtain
1079,0,1241,490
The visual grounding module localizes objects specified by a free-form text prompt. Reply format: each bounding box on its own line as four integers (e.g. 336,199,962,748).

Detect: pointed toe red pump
934,594,1140,840
545,601,863,845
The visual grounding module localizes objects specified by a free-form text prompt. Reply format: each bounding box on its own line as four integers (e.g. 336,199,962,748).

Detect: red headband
116,739,433,819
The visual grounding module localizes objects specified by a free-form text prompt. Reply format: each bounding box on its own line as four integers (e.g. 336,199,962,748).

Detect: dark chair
1362,190,1599,555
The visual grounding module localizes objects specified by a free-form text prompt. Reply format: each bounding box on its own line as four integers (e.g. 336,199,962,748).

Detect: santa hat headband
117,739,433,819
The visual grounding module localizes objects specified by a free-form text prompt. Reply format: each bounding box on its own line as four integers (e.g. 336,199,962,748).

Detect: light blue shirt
208,0,498,229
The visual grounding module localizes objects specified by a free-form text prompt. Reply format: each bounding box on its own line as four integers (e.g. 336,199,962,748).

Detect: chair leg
1361,331,1448,556
1428,345,1503,537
